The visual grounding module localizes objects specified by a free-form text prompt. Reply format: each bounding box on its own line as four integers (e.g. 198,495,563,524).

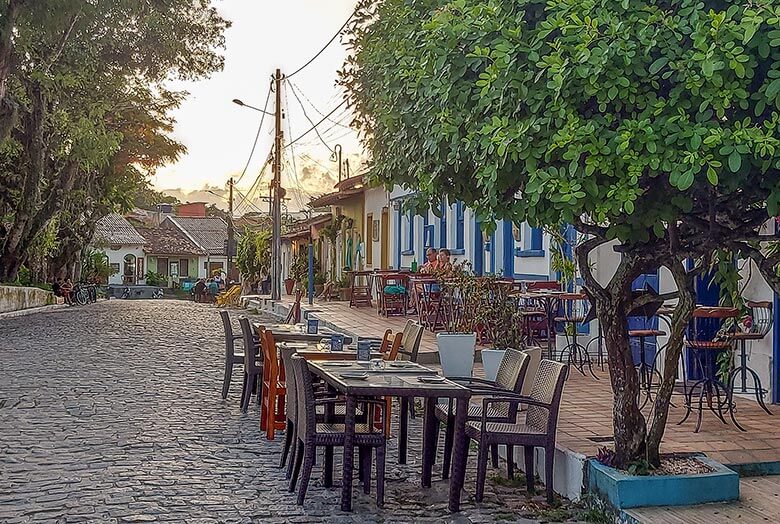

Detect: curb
0,304,68,320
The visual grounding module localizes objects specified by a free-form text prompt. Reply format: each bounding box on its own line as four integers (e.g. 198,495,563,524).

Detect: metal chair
237,316,263,413
219,310,243,399
287,355,387,506
462,359,568,503
435,349,531,479
727,300,773,414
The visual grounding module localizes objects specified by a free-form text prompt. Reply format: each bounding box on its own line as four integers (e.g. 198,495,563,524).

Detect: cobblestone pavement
0,300,558,523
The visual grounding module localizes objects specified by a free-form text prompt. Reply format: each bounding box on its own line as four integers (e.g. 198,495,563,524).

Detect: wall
0,285,54,314
363,187,389,270
100,245,146,285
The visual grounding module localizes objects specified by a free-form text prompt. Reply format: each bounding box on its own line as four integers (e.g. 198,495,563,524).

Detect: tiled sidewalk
272,297,780,468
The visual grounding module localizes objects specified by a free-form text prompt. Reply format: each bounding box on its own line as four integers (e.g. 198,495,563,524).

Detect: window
455,201,465,250
439,201,447,248
110,263,120,275
423,225,435,248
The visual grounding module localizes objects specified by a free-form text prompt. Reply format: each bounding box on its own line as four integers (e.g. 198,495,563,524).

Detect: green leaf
678,171,694,191
702,60,714,78
728,150,742,173
766,79,780,100
648,57,668,75
706,166,718,185
624,200,634,214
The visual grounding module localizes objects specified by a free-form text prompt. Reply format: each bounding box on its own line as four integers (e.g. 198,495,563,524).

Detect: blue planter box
588,456,739,509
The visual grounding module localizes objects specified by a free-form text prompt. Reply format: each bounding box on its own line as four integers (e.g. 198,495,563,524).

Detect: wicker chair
395,320,424,463
219,310,243,399
435,349,531,479
287,355,388,506
237,316,263,413
463,359,567,503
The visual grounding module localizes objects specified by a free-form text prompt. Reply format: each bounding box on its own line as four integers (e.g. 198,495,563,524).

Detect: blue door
473,218,484,276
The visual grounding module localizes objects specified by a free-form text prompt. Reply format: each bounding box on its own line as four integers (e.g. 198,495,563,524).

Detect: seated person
207,278,219,299
435,248,454,277
60,279,73,305
191,279,207,302
419,248,438,274
52,279,62,297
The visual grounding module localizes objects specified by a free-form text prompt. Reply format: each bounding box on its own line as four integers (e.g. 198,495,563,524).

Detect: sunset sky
152,0,364,212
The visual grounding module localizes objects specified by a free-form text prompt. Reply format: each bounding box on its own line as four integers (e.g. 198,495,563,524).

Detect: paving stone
0,300,555,523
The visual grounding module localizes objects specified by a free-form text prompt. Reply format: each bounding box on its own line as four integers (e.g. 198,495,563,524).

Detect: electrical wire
284,99,348,148
287,81,335,154
290,81,353,131
234,81,273,186
286,9,356,79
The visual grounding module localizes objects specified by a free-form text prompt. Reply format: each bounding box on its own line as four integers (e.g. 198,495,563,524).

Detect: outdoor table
252,322,353,344
307,361,472,512
277,340,379,361
513,290,569,360
552,292,596,378
374,271,408,316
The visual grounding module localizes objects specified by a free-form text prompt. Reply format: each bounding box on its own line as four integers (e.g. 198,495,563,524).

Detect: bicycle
72,283,91,306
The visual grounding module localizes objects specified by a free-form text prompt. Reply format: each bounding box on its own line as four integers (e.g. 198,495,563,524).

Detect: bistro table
307,360,472,512
252,322,354,345
512,289,569,360
277,340,381,361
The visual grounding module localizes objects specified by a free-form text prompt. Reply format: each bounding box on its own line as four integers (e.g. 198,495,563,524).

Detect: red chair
260,330,287,440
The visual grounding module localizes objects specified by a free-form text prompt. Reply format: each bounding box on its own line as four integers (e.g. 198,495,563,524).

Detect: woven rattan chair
219,310,243,399
395,320,424,462
435,349,531,479
287,355,388,506
237,316,263,413
463,359,567,503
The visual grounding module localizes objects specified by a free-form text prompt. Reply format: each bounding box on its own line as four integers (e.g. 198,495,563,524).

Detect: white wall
101,245,145,285
363,187,389,270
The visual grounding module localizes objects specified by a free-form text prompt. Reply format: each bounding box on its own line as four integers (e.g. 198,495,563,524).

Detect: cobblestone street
0,300,551,523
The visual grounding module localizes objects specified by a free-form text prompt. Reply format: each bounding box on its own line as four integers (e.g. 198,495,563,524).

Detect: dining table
251,322,354,345
307,360,472,512
512,289,570,360
277,340,381,361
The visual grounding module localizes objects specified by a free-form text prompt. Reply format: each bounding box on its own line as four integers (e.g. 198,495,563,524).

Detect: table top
308,360,471,398
278,341,380,361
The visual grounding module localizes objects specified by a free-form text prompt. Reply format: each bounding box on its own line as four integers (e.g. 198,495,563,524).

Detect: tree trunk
646,258,696,466
597,292,647,468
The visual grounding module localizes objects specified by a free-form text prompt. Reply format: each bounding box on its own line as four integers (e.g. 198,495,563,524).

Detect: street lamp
331,144,343,182
232,98,274,116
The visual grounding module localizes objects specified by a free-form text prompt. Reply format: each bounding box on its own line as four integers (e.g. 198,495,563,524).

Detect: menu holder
307,318,319,334
356,340,371,361
330,333,345,352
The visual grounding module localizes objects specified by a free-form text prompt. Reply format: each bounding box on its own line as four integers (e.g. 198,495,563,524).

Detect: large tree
0,0,228,281
342,0,780,467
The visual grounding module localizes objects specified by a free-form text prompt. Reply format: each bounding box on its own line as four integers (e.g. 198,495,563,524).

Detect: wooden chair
237,316,263,413
260,330,287,440
462,359,567,503
288,355,387,506
219,310,243,399
285,290,303,324
436,349,531,479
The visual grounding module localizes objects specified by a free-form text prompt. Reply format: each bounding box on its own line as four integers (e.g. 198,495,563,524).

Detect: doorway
380,208,389,269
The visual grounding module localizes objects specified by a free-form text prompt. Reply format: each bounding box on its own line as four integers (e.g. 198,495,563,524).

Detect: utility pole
227,177,234,281
271,69,283,301
345,158,350,179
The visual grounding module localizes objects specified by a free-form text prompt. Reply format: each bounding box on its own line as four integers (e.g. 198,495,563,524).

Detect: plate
283,342,309,348
340,372,368,380
388,361,414,368
418,376,446,383
322,362,351,367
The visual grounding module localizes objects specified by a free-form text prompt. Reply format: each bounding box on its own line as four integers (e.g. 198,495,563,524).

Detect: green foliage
80,249,116,284
145,270,166,287
236,227,271,279
342,0,780,245
627,457,654,476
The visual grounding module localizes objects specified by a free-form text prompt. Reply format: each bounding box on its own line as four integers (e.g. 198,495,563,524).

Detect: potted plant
477,277,525,381
337,273,351,301
437,264,478,378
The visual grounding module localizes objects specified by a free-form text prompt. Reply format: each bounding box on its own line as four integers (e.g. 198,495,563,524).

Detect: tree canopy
0,0,229,281
342,0,780,468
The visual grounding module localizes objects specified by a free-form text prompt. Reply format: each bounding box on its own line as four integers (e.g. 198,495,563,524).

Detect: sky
152,0,364,213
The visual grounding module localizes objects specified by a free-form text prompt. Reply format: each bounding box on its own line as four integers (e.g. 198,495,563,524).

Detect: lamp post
331,144,343,182
231,70,284,301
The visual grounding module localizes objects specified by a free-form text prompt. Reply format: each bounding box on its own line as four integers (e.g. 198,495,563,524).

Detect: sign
356,340,371,361
306,318,319,334
330,333,344,352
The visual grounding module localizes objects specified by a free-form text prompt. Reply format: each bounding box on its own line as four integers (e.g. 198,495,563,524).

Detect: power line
291,81,353,131
287,81,334,154
285,99,348,148
235,81,273,186
286,9,356,79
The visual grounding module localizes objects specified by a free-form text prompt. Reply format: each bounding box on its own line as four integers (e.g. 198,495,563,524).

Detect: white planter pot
436,332,476,378
481,348,507,382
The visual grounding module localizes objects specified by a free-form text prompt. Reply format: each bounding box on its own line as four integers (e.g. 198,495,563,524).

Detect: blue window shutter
456,201,465,250
440,201,447,248
531,227,543,251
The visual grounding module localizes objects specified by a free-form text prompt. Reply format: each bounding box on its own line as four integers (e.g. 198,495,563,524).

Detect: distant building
177,202,207,217
136,226,206,286
160,216,237,279
92,214,147,285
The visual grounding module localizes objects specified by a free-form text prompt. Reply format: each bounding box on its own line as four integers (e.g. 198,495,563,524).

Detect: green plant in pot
476,276,528,381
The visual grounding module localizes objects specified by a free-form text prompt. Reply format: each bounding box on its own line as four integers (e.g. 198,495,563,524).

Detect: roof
309,188,364,208
136,227,206,257
334,174,365,192
164,216,230,255
281,214,332,241
93,214,146,246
